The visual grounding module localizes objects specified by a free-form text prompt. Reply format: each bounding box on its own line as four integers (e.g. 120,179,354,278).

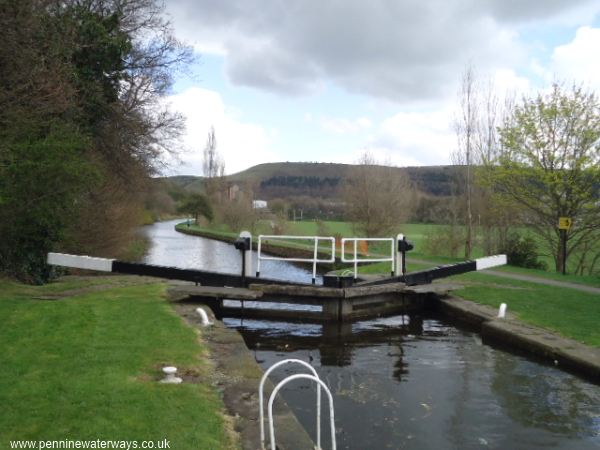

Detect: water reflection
491,353,600,438
142,219,320,283
229,314,600,450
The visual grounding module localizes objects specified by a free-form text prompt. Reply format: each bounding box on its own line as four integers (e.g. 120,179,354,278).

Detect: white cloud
331,108,456,167
160,2,600,172
372,109,456,166
320,116,372,134
551,26,600,89
166,0,544,102
165,87,276,175
492,69,532,95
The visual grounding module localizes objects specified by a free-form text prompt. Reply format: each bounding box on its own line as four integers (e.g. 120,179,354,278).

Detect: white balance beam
475,254,507,271
47,252,114,272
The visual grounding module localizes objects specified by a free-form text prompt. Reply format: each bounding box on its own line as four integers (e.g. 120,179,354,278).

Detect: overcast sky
162,0,600,175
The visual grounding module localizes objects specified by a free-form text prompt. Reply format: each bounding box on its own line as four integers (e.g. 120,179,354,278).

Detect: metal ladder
259,359,336,450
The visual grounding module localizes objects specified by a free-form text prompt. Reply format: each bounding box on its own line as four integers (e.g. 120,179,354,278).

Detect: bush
423,225,463,258
501,233,547,270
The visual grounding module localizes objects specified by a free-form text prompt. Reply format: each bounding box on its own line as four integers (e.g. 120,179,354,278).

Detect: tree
492,83,600,273
0,1,97,282
202,126,225,200
344,152,414,237
453,65,478,259
453,66,522,259
0,0,191,281
178,194,213,224
219,197,258,233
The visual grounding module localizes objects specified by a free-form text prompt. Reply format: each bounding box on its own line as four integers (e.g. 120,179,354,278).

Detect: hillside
158,162,464,199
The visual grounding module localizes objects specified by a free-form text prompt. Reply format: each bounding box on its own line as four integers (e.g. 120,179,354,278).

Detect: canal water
143,220,600,450
142,219,318,283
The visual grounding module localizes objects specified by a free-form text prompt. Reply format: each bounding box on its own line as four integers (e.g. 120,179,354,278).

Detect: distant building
227,183,240,201
252,200,268,209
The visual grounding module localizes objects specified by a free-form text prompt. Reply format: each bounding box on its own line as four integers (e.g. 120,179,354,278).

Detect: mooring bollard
498,303,507,319
396,234,404,276
235,231,253,284
196,307,212,326
396,234,414,276
160,366,182,384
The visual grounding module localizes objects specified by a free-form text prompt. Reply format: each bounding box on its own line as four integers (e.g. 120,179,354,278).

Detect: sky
162,0,600,176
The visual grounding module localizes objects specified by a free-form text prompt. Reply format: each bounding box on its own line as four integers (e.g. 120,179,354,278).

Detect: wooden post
561,229,567,275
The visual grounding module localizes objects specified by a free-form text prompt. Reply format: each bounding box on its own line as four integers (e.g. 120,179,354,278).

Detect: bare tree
344,152,414,237
202,126,225,200
453,64,477,259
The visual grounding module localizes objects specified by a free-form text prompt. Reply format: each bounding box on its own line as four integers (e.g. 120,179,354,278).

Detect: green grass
0,278,234,448
353,259,600,346
178,219,599,288
491,264,600,288
453,271,600,347
176,221,239,239
287,221,600,288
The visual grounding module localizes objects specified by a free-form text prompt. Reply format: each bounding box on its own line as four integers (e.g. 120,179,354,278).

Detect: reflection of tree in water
320,321,354,366
385,315,420,382
446,330,475,449
390,344,408,381
491,352,600,436
319,341,353,366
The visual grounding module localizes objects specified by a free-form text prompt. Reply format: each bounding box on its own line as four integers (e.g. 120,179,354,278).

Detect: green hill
158,162,463,199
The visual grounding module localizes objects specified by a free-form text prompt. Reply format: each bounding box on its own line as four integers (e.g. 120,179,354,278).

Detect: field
287,221,444,254
0,277,235,448
286,221,600,280
179,219,599,286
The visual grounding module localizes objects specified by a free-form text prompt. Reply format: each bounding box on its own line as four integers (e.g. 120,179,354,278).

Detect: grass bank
455,271,600,347
349,260,600,347
0,277,236,448
175,222,339,258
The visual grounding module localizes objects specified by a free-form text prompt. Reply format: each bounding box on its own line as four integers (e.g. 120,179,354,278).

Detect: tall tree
493,83,600,273
202,126,225,200
453,65,477,259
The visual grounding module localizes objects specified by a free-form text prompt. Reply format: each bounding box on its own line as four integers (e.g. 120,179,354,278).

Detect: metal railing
340,238,395,280
268,374,336,450
256,235,336,284
259,359,322,450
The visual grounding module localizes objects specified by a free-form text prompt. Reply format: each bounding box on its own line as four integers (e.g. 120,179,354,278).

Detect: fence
340,237,395,279
256,235,336,284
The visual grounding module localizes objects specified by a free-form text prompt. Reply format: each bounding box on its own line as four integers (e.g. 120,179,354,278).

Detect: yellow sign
558,217,572,230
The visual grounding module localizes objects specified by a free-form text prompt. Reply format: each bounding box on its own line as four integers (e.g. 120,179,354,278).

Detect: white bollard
240,231,253,277
161,366,182,384
395,234,404,276
498,303,507,319
196,307,212,326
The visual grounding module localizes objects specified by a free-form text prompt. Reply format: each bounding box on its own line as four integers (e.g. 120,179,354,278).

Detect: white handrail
268,374,336,450
259,359,321,449
340,238,395,279
256,235,336,284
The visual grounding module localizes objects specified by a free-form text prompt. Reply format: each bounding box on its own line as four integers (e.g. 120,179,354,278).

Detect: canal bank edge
175,223,336,261
172,300,317,450
438,296,600,383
